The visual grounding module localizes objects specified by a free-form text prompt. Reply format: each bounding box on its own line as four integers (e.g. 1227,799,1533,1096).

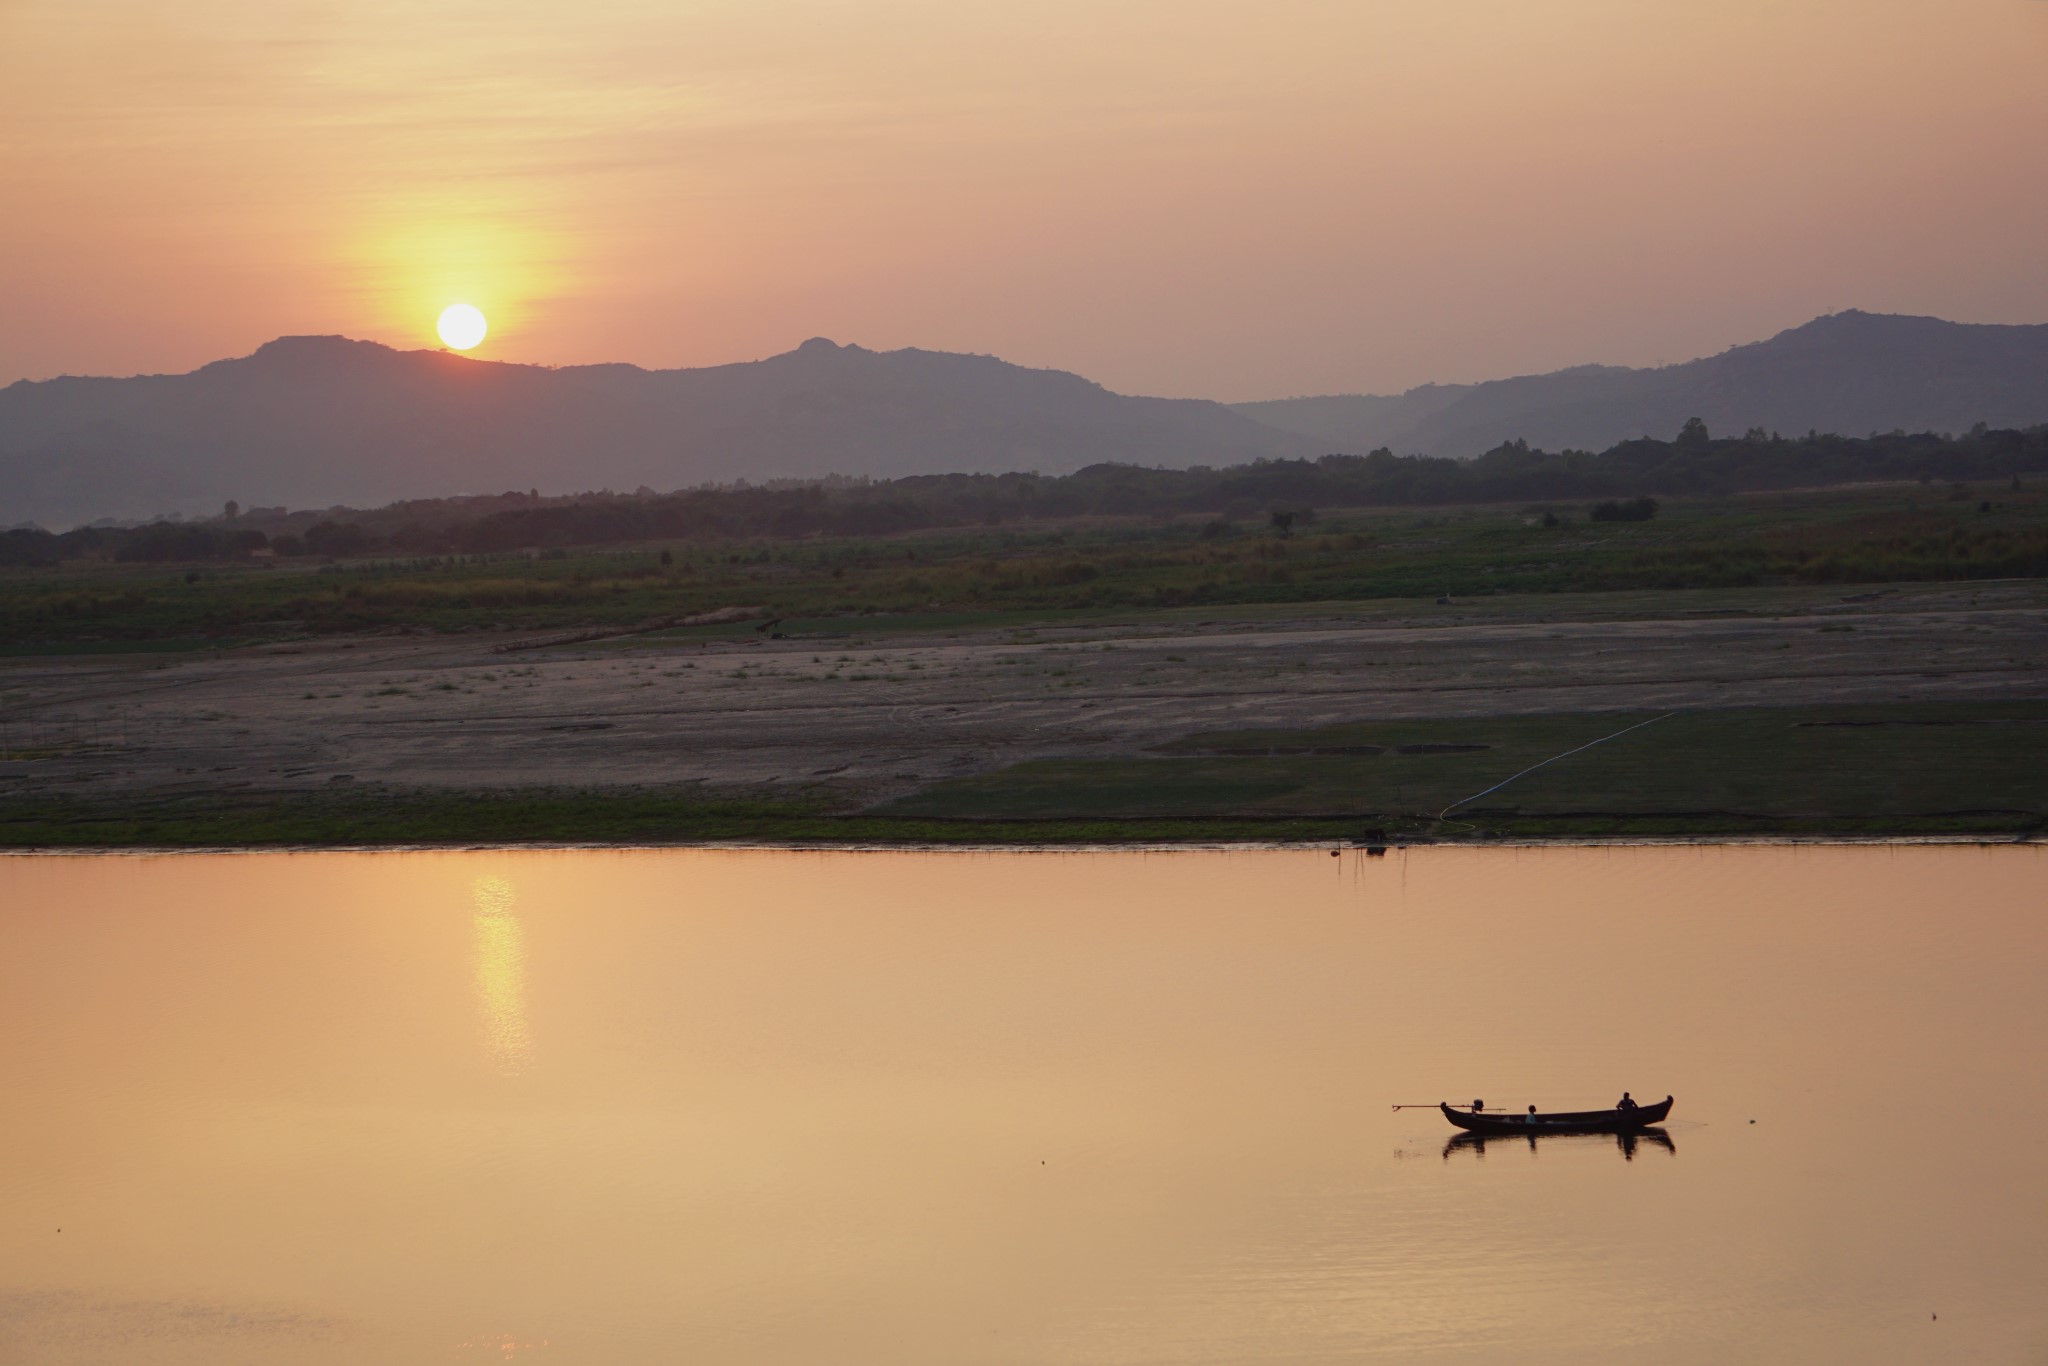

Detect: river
2,845,2042,1364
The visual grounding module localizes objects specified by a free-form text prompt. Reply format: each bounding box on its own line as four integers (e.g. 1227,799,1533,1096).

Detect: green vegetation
0,787,842,848
4,701,2041,847
881,701,2048,838
0,637,250,657
4,479,2047,646
0,786,1364,849
7,422,2042,571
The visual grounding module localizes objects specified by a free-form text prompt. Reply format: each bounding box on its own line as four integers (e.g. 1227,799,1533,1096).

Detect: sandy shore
6,582,2046,805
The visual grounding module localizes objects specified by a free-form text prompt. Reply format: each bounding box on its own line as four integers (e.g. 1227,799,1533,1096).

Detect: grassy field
0,637,252,657
5,700,2041,846
880,700,2048,838
5,480,2045,646
0,788,1367,849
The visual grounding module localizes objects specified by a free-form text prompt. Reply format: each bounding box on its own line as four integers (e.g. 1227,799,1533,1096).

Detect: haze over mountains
0,338,1316,528
3,310,2045,528
1238,311,2048,458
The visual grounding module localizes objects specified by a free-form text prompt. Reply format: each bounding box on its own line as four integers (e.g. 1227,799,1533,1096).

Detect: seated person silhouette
1471,1099,1485,1113
1526,1105,1538,1124
1616,1091,1638,1112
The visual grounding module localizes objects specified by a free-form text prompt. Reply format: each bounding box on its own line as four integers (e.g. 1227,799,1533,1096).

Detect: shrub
304,521,375,556
1590,497,1658,523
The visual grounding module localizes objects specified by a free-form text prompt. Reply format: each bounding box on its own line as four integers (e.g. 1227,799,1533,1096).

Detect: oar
1391,1103,1449,1110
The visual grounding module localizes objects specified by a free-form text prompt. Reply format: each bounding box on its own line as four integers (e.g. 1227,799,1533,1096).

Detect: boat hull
1440,1096,1672,1134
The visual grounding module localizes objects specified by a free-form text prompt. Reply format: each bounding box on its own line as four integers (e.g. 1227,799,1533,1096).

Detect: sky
2,0,2045,399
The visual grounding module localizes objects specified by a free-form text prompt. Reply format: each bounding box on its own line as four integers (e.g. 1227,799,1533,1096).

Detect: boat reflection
1443,1127,1674,1162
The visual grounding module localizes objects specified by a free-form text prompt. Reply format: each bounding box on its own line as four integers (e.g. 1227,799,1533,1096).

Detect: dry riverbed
5,582,2046,820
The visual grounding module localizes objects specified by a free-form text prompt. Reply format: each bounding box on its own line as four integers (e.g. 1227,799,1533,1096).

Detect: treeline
5,421,2044,565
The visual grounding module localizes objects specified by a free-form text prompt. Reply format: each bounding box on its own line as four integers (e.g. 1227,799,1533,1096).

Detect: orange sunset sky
2,0,2045,398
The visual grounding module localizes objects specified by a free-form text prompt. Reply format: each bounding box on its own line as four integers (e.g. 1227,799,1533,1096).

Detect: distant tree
113,524,268,562
304,521,373,556
0,528,60,567
1675,417,1711,452
1590,496,1658,523
223,500,240,520
1269,510,1296,538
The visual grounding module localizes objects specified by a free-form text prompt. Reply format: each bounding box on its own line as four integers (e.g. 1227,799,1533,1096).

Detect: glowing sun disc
437,303,488,350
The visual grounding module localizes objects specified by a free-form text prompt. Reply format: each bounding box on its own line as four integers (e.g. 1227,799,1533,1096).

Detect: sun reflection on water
471,875,531,1076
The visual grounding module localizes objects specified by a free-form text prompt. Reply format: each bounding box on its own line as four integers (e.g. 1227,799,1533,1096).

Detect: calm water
2,845,2044,1364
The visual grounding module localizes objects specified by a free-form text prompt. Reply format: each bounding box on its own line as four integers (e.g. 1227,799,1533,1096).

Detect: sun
436,303,488,351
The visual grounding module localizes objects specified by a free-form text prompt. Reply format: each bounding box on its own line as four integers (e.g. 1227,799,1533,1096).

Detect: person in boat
1526,1105,1538,1124
1616,1092,1638,1112
1471,1099,1485,1113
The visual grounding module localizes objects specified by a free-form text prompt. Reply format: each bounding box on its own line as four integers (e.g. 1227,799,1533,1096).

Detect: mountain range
1238,311,2048,457
0,337,1314,528
3,310,2045,527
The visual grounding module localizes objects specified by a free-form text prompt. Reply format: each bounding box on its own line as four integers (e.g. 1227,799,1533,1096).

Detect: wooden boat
1439,1096,1672,1134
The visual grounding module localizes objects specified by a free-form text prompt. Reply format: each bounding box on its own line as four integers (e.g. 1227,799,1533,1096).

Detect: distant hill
7,310,2047,528
1235,312,2048,457
0,336,1319,527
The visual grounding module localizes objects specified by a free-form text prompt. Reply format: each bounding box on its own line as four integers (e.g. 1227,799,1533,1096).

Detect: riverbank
6,579,2044,847
5,750,2041,850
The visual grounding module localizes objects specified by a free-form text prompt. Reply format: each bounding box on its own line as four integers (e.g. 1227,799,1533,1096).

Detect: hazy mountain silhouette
0,336,1319,526
1234,312,2048,457
6,311,2046,527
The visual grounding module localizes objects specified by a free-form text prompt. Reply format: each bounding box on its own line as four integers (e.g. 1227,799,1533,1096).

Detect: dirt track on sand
5,584,2046,804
